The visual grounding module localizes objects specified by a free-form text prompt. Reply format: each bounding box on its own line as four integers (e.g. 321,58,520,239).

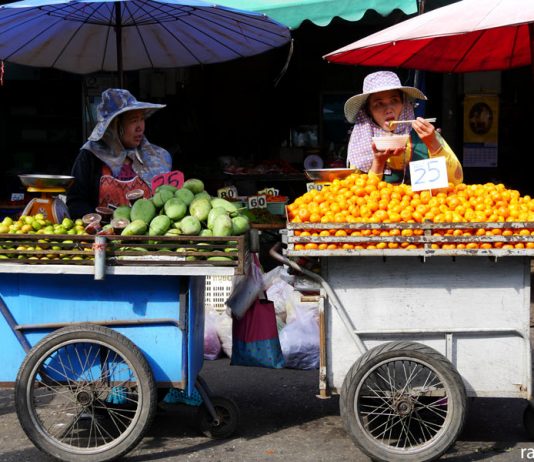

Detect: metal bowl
19,174,75,189
304,168,357,182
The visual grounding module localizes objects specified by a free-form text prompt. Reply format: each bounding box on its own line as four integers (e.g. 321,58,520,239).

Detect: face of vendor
367,90,404,131
119,110,146,148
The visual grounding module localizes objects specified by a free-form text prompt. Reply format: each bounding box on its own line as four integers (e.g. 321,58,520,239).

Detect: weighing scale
304,168,357,187
19,174,74,223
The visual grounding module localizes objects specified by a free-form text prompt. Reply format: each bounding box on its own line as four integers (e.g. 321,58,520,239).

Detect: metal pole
413,0,426,90
115,2,124,88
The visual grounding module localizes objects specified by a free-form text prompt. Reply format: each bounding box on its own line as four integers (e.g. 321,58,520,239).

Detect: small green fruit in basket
212,214,233,237
182,178,205,194
180,216,202,235
175,188,194,206
121,219,148,236
164,198,187,221
231,215,250,235
207,207,228,230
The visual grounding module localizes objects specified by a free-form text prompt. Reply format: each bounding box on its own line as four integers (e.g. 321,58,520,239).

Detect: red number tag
151,170,185,192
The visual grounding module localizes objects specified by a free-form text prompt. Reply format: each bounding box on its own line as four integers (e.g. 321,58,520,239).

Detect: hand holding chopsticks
388,117,436,129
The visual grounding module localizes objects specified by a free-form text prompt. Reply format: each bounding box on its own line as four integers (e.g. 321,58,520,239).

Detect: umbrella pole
115,2,124,88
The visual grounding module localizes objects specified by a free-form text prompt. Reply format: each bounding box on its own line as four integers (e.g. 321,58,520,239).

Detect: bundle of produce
287,173,534,251
0,215,92,263
112,178,250,238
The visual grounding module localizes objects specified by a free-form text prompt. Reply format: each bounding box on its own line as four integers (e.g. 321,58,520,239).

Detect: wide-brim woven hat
344,71,427,123
89,88,165,141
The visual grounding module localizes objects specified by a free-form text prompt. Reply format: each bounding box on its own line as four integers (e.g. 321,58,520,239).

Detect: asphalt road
0,357,533,462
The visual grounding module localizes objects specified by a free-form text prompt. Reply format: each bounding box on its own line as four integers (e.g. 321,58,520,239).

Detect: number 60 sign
409,157,448,192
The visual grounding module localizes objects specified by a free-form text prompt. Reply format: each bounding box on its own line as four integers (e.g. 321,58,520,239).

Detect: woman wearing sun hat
67,88,172,217
345,71,463,185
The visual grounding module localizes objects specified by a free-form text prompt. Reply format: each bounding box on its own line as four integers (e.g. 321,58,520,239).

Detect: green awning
218,0,418,29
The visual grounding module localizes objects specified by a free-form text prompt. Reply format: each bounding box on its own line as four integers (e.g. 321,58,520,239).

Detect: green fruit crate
0,233,248,274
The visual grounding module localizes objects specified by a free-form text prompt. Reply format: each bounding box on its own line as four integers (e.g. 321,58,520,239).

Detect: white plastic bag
279,309,319,370
215,311,233,358
204,308,222,360
226,253,264,319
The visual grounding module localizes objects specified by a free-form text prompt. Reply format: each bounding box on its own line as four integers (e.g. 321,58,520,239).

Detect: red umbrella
324,0,534,74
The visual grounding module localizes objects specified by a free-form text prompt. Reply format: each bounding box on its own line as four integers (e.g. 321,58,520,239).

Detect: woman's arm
412,118,463,185
66,150,100,217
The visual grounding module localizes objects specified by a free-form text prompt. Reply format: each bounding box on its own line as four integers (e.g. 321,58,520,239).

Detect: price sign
306,182,324,192
258,187,279,196
247,195,267,209
151,170,184,192
409,157,448,192
217,186,238,199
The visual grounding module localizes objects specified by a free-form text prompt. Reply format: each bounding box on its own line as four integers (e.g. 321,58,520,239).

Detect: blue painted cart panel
0,273,205,387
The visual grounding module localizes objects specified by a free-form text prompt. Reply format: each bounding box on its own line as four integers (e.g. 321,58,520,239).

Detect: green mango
121,219,148,236
130,199,156,224
113,206,131,221
152,189,175,209
149,215,172,236
164,198,187,221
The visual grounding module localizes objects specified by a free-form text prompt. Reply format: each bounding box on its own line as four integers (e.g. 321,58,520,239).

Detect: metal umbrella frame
0,0,291,86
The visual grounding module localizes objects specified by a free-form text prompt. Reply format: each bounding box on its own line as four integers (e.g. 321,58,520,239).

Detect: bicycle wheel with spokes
340,341,466,462
15,324,157,462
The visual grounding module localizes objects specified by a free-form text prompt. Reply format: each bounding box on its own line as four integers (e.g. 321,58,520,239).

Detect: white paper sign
217,186,238,199
409,157,449,191
247,195,267,209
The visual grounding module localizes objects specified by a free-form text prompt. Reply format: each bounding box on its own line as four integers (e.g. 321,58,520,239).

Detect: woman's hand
412,117,441,154
369,143,405,175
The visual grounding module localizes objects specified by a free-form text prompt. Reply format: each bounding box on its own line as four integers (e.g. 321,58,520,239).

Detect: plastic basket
267,201,288,215
204,275,234,311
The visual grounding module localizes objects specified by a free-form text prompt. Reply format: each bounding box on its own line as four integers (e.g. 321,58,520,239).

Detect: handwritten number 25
413,160,440,185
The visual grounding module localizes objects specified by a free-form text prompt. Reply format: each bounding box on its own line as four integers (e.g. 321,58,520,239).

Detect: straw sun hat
344,71,427,123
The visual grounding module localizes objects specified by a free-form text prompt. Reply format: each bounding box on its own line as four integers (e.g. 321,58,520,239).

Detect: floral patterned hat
88,88,165,141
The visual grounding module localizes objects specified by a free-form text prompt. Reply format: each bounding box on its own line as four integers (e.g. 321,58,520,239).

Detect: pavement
0,356,534,462
2,274,534,462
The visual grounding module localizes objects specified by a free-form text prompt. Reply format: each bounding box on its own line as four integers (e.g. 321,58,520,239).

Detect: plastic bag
226,253,264,319
231,297,285,369
204,308,221,360
216,310,233,358
279,309,319,370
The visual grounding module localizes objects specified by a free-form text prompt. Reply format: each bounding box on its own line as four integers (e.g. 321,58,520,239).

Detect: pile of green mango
114,178,250,238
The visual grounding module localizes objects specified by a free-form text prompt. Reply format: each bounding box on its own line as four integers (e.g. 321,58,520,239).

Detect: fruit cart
0,233,246,462
270,220,534,462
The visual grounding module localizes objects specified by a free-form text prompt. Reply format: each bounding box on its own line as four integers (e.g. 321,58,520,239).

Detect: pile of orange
287,173,534,251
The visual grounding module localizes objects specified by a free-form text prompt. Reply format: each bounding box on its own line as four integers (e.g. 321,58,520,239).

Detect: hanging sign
151,170,184,191
409,157,448,192
247,195,267,209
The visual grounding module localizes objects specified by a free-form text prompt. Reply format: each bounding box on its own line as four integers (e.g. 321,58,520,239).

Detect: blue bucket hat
88,88,165,141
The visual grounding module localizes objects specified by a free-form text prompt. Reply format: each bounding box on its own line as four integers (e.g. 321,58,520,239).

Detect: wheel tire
15,323,157,462
523,404,534,439
340,341,466,462
197,396,239,439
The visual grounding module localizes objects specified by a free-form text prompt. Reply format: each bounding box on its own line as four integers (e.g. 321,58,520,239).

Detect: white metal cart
271,220,534,462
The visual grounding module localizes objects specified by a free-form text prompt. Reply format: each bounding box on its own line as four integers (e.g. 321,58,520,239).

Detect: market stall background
1,0,533,209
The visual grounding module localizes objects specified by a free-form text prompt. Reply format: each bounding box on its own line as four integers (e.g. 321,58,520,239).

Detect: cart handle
269,242,367,354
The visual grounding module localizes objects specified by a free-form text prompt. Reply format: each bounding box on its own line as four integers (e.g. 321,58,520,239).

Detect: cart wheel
523,403,534,439
340,341,466,462
197,396,239,439
15,323,157,462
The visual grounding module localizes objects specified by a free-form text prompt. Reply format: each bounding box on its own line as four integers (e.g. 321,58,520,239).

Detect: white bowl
372,134,409,150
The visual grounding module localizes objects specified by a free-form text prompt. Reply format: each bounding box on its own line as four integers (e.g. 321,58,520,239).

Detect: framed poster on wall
462,94,499,167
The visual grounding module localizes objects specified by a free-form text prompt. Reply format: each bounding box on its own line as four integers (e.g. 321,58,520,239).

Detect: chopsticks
388,117,436,128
